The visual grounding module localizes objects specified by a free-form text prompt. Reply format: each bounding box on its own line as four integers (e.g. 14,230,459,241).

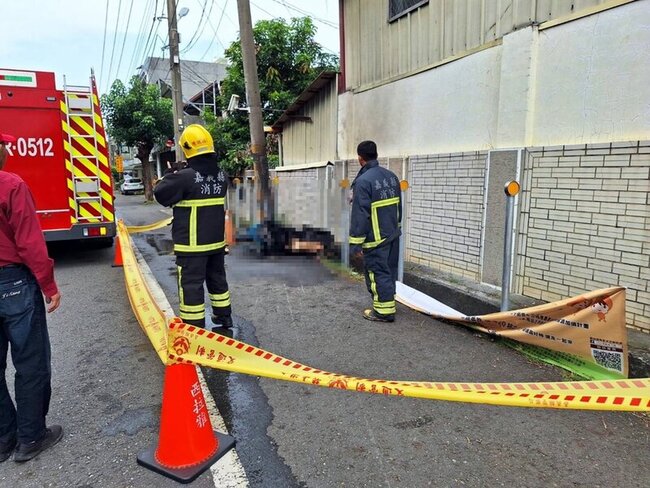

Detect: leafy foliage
101,76,173,149
205,17,338,175
101,76,174,199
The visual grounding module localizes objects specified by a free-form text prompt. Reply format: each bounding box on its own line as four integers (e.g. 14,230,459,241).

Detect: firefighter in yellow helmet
154,124,233,329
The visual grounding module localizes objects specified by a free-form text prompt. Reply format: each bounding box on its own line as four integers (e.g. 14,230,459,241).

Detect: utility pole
236,0,271,220
166,0,184,163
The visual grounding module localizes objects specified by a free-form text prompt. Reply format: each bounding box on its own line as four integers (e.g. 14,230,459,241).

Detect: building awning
271,71,338,132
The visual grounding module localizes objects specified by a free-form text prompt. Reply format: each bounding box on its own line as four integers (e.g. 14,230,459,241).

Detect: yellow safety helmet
179,124,215,159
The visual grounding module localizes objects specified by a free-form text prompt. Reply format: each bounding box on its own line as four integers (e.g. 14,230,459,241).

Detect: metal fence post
501,180,520,311
341,161,350,269
397,157,408,283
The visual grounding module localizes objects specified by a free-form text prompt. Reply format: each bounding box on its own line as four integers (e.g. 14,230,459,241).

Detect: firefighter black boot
211,315,233,329
363,309,395,323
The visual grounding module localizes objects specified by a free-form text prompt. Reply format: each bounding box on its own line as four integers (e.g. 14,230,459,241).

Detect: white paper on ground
395,281,465,318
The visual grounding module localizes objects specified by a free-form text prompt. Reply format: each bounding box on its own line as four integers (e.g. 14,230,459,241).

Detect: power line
249,0,276,18
272,0,338,29
126,0,156,77
105,0,123,92
139,1,162,71
99,0,111,90
199,0,230,61
180,0,214,54
115,0,135,83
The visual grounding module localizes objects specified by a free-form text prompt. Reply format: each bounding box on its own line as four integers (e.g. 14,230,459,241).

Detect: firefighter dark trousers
363,239,399,317
176,253,231,327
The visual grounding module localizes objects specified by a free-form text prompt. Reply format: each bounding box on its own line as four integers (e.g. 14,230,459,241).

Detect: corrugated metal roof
271,70,338,131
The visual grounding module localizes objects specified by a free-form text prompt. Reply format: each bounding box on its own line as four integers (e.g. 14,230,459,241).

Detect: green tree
207,17,338,174
101,76,173,200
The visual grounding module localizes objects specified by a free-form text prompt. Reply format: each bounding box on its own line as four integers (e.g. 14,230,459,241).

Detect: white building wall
338,1,650,159
340,46,502,159
531,1,650,145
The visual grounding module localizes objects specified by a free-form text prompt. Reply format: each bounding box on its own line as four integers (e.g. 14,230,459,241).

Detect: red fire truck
0,68,116,245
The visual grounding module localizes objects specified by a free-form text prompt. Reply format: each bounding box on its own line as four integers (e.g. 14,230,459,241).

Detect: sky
1,0,340,95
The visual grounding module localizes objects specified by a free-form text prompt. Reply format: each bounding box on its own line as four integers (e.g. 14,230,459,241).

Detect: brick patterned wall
516,142,650,332
407,152,487,280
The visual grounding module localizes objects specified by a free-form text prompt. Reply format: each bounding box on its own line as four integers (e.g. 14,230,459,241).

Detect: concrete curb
403,263,650,378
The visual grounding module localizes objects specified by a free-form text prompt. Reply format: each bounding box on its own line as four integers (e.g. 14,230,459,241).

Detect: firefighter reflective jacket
154,153,228,256
349,160,402,249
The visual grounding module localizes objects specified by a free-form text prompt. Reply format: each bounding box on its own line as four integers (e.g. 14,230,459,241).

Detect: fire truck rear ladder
63,75,104,222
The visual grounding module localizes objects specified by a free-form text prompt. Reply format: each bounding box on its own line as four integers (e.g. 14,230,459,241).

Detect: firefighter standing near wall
154,125,233,329
350,140,402,322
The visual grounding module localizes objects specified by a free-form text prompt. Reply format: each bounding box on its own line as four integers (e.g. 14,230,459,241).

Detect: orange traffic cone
137,363,235,483
111,236,123,267
225,210,235,246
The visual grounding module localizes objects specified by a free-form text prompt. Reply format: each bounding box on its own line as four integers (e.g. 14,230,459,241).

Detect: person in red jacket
0,132,62,463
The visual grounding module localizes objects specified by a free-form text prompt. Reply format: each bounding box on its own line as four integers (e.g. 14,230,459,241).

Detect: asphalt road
2,193,648,487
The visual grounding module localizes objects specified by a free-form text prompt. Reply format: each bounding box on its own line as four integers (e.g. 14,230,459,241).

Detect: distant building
138,56,227,116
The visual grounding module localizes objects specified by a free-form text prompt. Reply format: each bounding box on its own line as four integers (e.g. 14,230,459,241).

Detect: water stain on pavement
202,315,305,488
97,393,123,415
102,406,158,436
393,415,437,429
145,234,174,255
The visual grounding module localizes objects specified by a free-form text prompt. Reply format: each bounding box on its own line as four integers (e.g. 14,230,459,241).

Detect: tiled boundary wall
516,142,649,332
408,152,487,280
407,142,649,333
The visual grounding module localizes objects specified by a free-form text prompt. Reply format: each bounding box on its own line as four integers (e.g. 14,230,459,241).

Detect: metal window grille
388,0,429,22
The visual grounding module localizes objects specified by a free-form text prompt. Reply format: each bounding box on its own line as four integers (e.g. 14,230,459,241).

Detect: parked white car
120,178,144,195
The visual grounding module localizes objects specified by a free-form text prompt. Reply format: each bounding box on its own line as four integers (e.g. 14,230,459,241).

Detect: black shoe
211,315,233,329
13,425,63,463
0,437,16,463
363,309,395,322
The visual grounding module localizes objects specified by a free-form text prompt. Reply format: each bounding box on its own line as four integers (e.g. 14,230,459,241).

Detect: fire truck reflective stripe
64,140,114,200
68,109,107,148
62,122,111,179
60,95,114,226
68,163,114,221
67,156,113,199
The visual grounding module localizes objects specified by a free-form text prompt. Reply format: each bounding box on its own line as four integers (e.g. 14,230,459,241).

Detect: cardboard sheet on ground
396,282,628,380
